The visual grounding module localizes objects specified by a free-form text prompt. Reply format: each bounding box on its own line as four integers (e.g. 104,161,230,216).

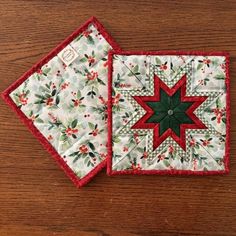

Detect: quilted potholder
2,17,120,187
108,51,230,175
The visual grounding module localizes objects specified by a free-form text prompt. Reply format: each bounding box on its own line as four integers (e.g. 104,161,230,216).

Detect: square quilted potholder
2,17,120,187
107,51,230,175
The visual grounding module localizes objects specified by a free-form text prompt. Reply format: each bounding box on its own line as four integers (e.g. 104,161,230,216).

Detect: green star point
145,88,194,136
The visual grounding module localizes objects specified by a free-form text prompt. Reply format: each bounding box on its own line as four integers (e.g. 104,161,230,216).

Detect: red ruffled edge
107,50,230,176
1,16,121,188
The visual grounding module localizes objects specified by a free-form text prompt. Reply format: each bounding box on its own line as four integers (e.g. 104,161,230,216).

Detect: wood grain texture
0,0,235,235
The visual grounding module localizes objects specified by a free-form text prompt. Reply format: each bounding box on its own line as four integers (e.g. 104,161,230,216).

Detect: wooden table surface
0,1,235,235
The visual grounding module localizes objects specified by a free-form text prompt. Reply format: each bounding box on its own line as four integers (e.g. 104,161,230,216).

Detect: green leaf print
71,119,78,128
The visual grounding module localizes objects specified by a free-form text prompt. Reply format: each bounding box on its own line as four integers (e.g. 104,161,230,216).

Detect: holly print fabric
2,17,119,187
2,17,230,187
108,51,230,175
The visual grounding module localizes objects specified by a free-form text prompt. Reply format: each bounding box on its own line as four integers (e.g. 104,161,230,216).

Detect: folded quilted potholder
107,51,230,175
2,17,120,187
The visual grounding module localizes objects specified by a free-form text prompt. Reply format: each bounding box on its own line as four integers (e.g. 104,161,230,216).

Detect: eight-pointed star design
131,74,208,151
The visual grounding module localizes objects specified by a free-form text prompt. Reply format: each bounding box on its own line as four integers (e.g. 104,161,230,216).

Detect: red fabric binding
107,50,230,176
1,16,121,188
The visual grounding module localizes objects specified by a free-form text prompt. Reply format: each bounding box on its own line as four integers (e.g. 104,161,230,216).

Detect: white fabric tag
58,44,79,66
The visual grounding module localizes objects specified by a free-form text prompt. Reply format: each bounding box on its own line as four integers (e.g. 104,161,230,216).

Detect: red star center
131,74,208,151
